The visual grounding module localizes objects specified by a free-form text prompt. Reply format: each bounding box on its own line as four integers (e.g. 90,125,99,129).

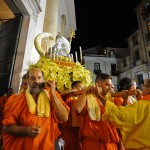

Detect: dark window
135,50,140,61
123,58,127,67
94,63,100,70
94,63,101,74
111,64,116,71
132,33,138,46
110,64,119,76
145,33,150,42
137,74,144,89
109,50,115,57
102,49,107,55
142,2,150,20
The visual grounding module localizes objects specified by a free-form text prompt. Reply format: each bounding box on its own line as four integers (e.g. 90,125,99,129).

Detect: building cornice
14,0,42,21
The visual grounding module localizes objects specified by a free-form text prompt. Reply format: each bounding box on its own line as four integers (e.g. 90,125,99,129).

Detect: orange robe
0,94,16,149
3,91,69,150
79,98,119,150
140,94,150,101
0,96,8,133
60,96,82,150
113,96,136,106
0,96,9,148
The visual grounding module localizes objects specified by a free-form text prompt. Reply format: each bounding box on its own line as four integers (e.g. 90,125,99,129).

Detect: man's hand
4,125,41,138
45,80,56,93
91,84,106,105
90,83,101,96
136,89,143,100
86,85,93,95
26,126,41,138
120,90,128,106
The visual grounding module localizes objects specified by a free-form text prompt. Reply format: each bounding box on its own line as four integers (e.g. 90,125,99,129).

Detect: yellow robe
102,95,150,150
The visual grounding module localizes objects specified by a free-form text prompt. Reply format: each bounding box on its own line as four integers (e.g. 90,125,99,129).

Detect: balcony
110,70,120,76
93,70,102,75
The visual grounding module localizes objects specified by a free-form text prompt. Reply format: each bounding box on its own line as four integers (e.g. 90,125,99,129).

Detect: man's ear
97,81,101,87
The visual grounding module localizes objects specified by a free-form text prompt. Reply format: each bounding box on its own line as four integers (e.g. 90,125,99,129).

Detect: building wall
119,0,150,88
84,56,118,86
135,0,150,64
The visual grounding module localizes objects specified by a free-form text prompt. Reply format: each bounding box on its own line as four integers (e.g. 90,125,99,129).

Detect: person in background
0,88,14,149
3,73,29,118
0,88,14,132
19,73,28,93
3,67,70,150
110,84,117,92
75,73,121,150
112,77,140,106
92,78,150,150
131,79,137,90
60,81,84,150
71,81,84,91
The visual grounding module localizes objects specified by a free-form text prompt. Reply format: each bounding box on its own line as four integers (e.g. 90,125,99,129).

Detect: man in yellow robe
94,78,150,150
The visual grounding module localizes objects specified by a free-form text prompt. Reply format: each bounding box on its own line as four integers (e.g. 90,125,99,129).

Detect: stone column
44,0,58,34
43,0,58,49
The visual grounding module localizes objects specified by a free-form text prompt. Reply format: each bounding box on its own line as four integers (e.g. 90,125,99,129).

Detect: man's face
21,79,28,91
130,80,137,90
28,69,44,95
96,79,112,96
110,84,116,92
73,83,84,90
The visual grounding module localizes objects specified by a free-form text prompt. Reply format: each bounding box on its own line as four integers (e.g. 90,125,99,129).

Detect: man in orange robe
112,77,142,106
75,73,120,150
0,88,14,133
3,73,28,116
60,81,84,150
3,68,70,150
0,88,14,149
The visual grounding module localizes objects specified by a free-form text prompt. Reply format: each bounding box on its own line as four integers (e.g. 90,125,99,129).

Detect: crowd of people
0,67,150,150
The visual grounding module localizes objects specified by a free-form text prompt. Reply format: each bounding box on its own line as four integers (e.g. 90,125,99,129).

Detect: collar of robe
26,88,50,117
86,94,101,121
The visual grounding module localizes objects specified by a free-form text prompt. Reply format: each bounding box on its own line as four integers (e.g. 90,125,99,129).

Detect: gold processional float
28,32,137,97
28,31,94,93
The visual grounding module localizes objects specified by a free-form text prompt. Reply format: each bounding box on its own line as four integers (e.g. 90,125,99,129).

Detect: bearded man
3,68,69,150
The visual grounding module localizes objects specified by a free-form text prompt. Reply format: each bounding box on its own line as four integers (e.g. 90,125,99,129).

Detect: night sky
71,0,143,52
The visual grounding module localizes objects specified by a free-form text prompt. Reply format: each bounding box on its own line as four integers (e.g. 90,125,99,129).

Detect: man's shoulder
6,93,26,105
